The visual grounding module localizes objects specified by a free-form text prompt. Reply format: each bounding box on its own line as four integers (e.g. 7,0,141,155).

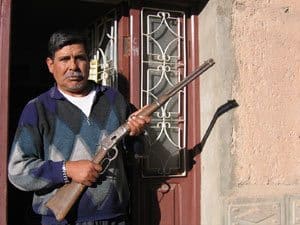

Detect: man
8,30,150,225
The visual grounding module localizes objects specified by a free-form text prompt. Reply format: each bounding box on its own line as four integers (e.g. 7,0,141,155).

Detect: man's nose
69,58,78,70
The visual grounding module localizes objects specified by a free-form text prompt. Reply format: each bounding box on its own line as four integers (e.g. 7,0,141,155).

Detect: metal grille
87,9,118,88
140,8,187,177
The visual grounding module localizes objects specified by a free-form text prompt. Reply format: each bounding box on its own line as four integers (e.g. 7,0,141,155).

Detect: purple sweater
8,83,140,225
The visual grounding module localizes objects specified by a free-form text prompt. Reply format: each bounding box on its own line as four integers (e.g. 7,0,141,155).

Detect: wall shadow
187,99,239,169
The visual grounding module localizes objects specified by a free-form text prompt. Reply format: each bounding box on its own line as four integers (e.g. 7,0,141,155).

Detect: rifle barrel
165,58,215,97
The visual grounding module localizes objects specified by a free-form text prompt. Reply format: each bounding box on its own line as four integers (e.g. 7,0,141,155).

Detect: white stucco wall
199,0,236,224
199,0,300,224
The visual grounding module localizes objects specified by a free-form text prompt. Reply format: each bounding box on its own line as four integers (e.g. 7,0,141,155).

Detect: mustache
64,71,84,78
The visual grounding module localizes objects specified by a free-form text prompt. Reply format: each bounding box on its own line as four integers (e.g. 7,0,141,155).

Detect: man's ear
46,57,54,74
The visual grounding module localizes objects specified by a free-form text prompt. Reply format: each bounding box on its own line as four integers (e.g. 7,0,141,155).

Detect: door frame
0,0,11,224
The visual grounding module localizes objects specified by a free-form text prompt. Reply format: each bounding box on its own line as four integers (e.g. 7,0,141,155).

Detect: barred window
140,8,187,177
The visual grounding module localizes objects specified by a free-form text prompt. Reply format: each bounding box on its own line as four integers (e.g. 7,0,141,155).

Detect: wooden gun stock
45,58,215,221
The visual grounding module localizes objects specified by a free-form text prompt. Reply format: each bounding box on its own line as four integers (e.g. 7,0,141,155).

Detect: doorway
7,0,203,224
8,1,116,224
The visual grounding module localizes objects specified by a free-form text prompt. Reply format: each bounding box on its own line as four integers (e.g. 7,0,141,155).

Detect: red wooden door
0,0,11,224
118,5,201,225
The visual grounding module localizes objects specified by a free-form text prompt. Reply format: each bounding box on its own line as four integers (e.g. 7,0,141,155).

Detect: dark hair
48,29,88,58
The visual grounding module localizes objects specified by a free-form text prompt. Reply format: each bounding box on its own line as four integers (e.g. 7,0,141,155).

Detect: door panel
141,180,182,225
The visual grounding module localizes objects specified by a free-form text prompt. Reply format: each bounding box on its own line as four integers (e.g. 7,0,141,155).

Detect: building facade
0,0,300,224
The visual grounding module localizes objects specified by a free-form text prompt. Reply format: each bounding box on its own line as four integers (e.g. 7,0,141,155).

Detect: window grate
140,8,187,177
87,9,118,88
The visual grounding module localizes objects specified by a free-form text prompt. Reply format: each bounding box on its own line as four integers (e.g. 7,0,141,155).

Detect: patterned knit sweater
8,83,139,225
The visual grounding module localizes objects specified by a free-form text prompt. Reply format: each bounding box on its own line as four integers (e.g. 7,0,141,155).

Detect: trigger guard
109,146,119,160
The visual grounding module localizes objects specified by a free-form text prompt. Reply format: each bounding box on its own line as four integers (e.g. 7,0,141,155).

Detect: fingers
65,160,102,186
127,114,151,136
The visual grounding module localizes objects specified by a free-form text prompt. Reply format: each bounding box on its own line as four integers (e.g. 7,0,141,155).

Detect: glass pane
141,8,186,177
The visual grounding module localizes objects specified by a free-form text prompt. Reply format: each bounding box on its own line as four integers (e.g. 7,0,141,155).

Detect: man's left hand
127,109,151,136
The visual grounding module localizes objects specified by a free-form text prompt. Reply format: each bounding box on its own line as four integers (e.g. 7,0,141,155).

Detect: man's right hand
65,160,102,186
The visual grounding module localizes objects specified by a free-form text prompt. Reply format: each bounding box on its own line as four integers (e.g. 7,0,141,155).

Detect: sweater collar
49,81,108,100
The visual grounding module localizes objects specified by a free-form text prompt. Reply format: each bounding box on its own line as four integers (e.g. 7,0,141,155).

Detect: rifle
45,58,215,221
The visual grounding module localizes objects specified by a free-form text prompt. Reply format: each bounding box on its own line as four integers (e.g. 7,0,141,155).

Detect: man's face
46,43,90,96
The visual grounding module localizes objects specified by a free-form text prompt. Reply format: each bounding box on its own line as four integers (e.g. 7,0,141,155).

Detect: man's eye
76,55,88,61
59,57,69,62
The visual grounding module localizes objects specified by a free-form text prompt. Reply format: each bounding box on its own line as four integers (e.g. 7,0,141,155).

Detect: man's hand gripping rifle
45,58,215,221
